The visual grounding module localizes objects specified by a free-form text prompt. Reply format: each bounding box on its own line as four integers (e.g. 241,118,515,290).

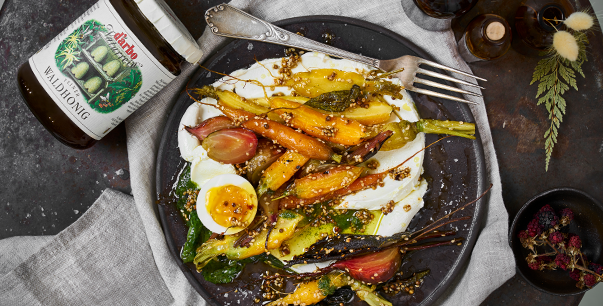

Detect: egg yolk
206,185,255,228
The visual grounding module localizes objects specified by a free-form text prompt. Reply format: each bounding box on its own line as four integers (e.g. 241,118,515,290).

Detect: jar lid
135,0,203,63
485,22,505,41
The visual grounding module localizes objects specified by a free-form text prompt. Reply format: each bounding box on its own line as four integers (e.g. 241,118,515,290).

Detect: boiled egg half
196,174,258,235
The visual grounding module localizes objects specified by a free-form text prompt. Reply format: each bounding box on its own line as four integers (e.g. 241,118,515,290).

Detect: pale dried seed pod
553,31,579,61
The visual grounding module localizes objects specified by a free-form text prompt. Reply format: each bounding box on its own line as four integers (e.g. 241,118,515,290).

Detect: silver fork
204,4,486,105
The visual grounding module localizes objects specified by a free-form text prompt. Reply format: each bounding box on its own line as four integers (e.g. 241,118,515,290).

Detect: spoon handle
204,4,379,67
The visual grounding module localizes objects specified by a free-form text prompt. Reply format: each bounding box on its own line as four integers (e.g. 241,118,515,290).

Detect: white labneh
373,179,428,236
178,97,236,186
178,98,223,162
336,133,425,211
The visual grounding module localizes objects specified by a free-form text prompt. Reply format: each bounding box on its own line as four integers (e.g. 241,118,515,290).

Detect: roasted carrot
279,172,385,209
270,98,367,146
278,135,449,209
257,150,309,196
281,165,365,199
219,105,341,162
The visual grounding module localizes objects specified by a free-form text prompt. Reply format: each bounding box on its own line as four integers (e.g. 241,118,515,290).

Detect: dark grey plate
156,16,487,306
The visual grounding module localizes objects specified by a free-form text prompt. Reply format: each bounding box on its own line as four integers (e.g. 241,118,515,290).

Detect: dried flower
560,208,574,226
553,31,579,61
564,12,595,31
521,204,601,289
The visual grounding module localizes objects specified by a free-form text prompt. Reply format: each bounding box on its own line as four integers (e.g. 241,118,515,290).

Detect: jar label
28,0,176,140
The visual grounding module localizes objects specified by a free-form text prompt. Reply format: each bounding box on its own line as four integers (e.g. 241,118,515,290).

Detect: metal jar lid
135,0,204,63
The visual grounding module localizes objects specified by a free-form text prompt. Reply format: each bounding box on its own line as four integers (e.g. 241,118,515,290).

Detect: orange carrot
219,105,341,162
279,173,386,209
283,165,365,199
270,98,366,146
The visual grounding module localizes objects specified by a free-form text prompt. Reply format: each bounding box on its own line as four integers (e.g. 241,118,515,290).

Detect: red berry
584,274,597,287
560,208,574,221
549,232,564,244
568,235,582,249
555,254,571,270
569,270,581,281
588,263,603,275
527,218,542,237
537,209,559,230
539,204,555,213
528,261,540,270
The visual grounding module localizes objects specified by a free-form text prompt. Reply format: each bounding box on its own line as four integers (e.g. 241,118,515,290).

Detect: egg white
196,174,258,235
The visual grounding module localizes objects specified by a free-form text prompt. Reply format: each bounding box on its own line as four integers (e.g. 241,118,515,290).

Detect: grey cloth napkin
0,0,515,305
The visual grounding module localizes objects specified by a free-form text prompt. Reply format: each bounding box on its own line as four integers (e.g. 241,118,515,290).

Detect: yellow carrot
257,151,309,196
270,98,367,146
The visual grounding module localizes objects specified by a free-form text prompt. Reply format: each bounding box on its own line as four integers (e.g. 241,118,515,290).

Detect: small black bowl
509,188,603,295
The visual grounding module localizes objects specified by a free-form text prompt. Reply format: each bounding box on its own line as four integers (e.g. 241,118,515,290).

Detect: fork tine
417,58,487,82
414,77,483,97
417,68,485,89
408,87,478,105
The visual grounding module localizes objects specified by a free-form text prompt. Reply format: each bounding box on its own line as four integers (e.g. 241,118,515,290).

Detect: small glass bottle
413,0,479,19
401,0,479,31
17,0,203,149
515,0,574,51
458,14,512,63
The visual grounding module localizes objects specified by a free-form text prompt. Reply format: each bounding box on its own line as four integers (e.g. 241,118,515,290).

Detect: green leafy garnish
279,210,298,220
173,163,210,263
181,211,211,263
531,32,588,171
318,275,337,296
201,254,290,284
331,210,364,232
202,256,255,284
173,163,198,215
305,85,362,112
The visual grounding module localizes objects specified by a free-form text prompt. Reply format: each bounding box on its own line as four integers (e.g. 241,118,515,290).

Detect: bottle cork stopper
486,21,505,41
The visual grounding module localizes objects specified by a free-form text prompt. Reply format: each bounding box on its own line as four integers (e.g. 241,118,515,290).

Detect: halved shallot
202,128,258,164
185,116,236,141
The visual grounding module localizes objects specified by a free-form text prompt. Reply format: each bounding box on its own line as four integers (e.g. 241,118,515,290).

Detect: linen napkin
0,0,515,305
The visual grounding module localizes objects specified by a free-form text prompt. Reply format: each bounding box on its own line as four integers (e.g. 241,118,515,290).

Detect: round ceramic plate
156,16,487,306
509,188,603,295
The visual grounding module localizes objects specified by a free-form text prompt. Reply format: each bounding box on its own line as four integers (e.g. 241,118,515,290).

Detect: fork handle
205,4,380,68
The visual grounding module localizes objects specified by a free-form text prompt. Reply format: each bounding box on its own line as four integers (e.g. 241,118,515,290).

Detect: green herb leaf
318,275,337,296
331,210,363,231
202,256,248,284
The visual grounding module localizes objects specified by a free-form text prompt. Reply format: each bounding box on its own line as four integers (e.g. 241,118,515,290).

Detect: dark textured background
1,0,601,305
